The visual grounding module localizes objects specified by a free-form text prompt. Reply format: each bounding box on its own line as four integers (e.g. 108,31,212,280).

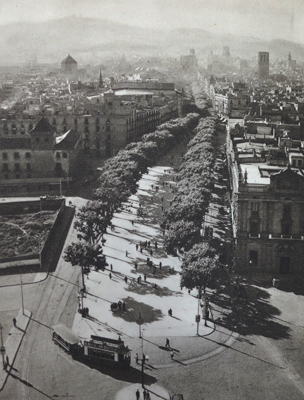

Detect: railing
269,234,304,240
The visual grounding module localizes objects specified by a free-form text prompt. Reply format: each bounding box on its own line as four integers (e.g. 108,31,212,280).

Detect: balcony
249,233,260,239
269,234,304,240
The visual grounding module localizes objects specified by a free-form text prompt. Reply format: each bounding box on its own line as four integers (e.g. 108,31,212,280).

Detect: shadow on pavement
8,371,54,399
74,358,157,385
210,276,291,339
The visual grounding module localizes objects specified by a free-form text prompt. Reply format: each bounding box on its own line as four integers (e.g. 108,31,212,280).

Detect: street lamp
196,286,201,335
0,324,5,370
141,328,149,389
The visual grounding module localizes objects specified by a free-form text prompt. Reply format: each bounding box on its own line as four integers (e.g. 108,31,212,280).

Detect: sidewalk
0,309,31,391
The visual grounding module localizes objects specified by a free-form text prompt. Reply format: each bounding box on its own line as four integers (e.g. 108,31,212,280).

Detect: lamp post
0,324,5,370
141,328,149,389
196,286,201,335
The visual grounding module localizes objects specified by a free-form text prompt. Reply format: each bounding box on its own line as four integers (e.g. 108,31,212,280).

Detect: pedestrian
111,264,113,271
136,388,140,400
109,272,112,279
165,338,170,347
155,241,158,250
171,351,174,360
146,392,151,400
148,241,150,248
132,220,134,226
150,249,153,256
13,317,17,327
161,206,164,211
126,250,128,257
145,241,147,248
135,262,138,270
144,274,147,282
136,243,138,251
136,353,139,364
140,247,143,253
124,276,128,283
153,267,156,275
159,262,162,269
168,308,172,316
143,389,147,400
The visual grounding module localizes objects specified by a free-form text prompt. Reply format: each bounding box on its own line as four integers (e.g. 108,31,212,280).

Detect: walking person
136,243,138,251
136,388,140,400
126,250,128,257
136,353,139,364
144,274,147,282
143,389,147,400
109,272,112,279
165,338,170,348
13,317,17,327
124,276,128,283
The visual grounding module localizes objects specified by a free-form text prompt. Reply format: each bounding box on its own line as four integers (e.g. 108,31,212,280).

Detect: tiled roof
0,137,31,149
30,117,56,133
61,55,77,64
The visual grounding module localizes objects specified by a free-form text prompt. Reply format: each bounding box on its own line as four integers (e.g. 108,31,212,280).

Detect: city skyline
0,0,303,44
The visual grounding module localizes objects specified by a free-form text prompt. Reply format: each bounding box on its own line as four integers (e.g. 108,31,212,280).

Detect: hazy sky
1,0,303,43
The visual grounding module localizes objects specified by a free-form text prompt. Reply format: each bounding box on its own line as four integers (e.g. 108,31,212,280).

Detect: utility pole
20,269,24,315
0,324,5,370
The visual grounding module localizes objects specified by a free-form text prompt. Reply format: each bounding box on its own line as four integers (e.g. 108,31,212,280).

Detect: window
281,221,291,235
15,173,21,179
251,202,259,212
298,160,302,167
84,117,89,125
74,118,77,125
2,164,9,172
2,153,8,160
14,163,20,172
14,152,20,160
249,251,258,266
56,152,61,159
4,173,9,179
25,152,31,159
250,220,260,237
63,152,67,158
26,163,31,171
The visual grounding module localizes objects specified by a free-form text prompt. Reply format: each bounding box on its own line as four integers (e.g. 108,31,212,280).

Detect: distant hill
0,16,303,65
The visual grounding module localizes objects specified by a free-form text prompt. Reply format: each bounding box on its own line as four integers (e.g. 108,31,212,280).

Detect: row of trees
64,113,201,271
163,115,218,254
161,88,222,295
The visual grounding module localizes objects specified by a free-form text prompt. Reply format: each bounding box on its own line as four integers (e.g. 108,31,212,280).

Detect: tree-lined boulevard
1,95,304,400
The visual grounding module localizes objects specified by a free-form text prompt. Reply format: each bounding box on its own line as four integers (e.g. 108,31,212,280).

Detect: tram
52,324,80,355
52,325,131,368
